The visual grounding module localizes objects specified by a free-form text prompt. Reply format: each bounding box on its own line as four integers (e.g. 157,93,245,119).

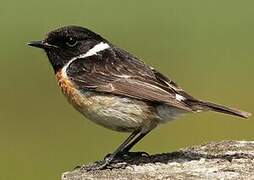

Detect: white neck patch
77,42,110,59
61,42,110,77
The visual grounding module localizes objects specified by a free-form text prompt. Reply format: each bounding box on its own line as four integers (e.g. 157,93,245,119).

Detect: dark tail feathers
186,100,251,118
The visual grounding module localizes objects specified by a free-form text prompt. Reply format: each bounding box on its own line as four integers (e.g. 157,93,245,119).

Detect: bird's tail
186,99,251,118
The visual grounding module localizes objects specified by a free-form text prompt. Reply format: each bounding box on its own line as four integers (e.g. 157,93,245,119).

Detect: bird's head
28,25,108,72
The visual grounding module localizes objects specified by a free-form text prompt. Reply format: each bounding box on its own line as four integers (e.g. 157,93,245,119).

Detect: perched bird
28,25,251,170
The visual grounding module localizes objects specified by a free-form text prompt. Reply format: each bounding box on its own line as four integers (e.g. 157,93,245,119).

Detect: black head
28,25,107,72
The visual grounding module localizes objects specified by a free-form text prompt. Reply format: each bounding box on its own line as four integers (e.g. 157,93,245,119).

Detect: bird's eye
66,37,78,47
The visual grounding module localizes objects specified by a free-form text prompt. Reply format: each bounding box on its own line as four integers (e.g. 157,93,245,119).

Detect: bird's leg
116,130,151,158
104,130,151,160
83,129,152,171
121,131,150,153
83,130,140,171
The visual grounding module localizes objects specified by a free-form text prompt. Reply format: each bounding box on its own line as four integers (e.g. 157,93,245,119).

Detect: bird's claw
79,157,128,171
116,151,150,159
79,151,150,171
79,160,109,171
104,151,150,162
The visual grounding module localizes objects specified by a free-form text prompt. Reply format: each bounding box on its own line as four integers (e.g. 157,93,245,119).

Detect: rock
61,141,254,180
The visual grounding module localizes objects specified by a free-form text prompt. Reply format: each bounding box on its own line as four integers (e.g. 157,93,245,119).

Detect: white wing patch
175,94,186,101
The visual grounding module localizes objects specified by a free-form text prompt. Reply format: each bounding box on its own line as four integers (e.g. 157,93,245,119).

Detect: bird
28,25,251,170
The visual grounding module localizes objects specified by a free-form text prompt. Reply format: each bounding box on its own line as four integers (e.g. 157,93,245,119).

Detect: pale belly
56,71,185,132
74,92,159,132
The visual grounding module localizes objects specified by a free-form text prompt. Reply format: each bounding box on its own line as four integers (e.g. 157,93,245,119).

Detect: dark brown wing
66,47,193,111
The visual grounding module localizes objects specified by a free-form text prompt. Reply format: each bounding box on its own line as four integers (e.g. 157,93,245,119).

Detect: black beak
28,40,45,48
28,40,57,49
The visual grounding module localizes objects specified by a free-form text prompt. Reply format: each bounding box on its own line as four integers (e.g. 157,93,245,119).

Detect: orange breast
55,71,92,109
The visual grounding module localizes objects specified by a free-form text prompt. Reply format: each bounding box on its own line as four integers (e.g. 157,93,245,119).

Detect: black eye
66,37,78,47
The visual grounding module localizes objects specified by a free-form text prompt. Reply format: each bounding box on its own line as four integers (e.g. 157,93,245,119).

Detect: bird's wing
66,47,193,111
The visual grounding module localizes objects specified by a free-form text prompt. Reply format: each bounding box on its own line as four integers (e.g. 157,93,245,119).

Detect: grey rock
62,141,254,180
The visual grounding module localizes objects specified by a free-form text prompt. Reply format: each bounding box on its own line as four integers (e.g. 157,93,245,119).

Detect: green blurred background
1,0,254,179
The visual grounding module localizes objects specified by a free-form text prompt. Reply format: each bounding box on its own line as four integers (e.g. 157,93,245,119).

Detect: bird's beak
28,40,57,49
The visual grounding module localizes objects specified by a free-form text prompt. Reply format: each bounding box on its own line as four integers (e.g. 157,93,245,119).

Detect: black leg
84,129,152,171
107,130,140,160
120,130,150,153
85,130,140,170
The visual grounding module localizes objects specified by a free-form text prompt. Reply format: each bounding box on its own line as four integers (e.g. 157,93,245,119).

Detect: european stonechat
28,25,251,170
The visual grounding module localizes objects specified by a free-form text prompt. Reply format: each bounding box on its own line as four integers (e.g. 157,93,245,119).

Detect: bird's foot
118,151,150,159
79,160,109,171
105,151,150,161
79,156,127,171
78,151,150,171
